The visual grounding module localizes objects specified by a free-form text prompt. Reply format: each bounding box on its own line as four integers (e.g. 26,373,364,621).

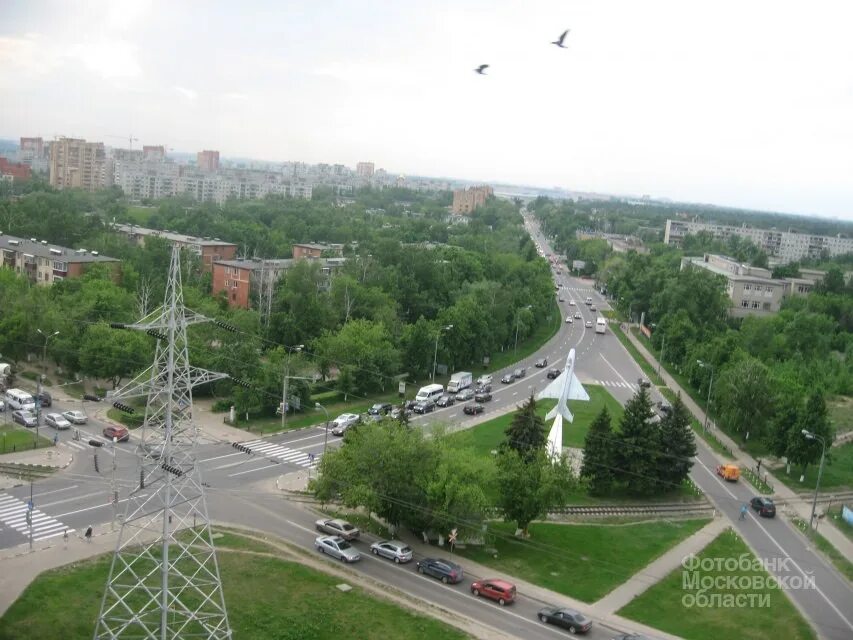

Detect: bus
4,388,35,411
595,317,607,334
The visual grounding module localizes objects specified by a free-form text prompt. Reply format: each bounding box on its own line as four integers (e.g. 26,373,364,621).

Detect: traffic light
94,452,99,472
112,401,135,414
213,320,238,332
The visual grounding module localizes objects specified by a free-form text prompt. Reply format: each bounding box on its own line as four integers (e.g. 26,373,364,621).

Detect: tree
612,387,660,496
314,319,400,395
78,323,151,388
714,356,774,440
580,407,615,496
657,394,696,490
502,393,546,460
787,392,834,474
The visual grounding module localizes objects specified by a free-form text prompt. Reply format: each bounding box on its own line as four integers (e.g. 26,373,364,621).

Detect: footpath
0,445,73,490
624,327,853,563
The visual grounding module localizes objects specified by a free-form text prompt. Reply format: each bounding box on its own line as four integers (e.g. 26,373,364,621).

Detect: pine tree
657,394,696,491
502,393,546,460
787,392,834,474
613,387,660,496
580,407,615,496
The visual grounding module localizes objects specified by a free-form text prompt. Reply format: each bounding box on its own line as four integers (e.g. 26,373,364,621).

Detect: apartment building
356,162,375,178
0,158,31,182
114,161,180,201
143,145,166,161
112,224,237,273
48,137,108,192
452,185,494,214
292,243,343,260
0,233,120,285
664,219,853,263
197,150,220,172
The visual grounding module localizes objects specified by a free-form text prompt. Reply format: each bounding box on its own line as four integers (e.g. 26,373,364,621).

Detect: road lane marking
228,463,280,478
285,520,316,535
200,452,244,463
32,485,79,499
40,490,108,509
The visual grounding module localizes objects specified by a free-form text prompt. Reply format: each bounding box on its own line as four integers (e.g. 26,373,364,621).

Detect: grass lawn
828,396,853,435
770,441,853,493
619,530,816,640
826,506,853,542
0,424,53,453
124,205,157,225
0,532,470,640
456,518,710,603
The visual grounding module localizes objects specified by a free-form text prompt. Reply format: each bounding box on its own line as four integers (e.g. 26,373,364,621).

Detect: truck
446,371,473,394
716,464,740,482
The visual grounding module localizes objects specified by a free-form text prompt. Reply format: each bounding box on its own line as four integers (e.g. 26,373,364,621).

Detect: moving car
512,367,526,379
12,410,37,427
558,296,564,302
534,357,548,368
590,304,597,311
501,372,515,384
37,391,52,408
370,539,413,563
435,394,455,408
470,578,516,606
565,316,573,324
474,391,492,403
103,425,130,442
368,403,393,416
569,300,576,306
574,311,582,319
537,606,593,634
455,388,475,402
750,496,776,518
315,518,360,540
62,410,88,425
315,535,361,563
331,413,361,436
413,399,436,414
463,403,484,415
585,320,593,328
716,464,740,482
475,374,493,387
546,368,562,379
416,557,464,584
44,413,71,430
637,378,651,389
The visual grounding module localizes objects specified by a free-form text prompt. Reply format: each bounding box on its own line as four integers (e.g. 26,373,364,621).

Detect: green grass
789,514,853,582
0,536,470,640
770,441,853,493
826,505,853,541
124,205,157,225
610,324,664,386
106,408,144,429
456,518,710,603
741,467,773,495
827,396,853,435
619,529,816,640
0,424,53,453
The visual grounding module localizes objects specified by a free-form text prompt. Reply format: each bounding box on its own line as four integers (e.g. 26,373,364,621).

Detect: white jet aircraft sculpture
535,348,590,462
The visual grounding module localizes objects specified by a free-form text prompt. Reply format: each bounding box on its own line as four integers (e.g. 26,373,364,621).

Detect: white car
330,413,361,436
44,413,71,430
585,320,593,328
62,410,88,425
565,317,573,324
370,539,413,563
315,535,361,563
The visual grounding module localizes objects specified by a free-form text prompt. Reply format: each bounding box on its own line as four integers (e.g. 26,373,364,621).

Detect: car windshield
337,540,351,550
341,523,355,531
400,546,411,553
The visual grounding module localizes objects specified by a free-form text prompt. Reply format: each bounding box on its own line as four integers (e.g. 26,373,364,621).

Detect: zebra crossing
588,379,639,390
240,440,320,468
0,493,73,542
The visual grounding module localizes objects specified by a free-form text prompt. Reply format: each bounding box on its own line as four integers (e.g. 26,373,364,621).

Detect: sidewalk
0,446,73,490
624,328,853,563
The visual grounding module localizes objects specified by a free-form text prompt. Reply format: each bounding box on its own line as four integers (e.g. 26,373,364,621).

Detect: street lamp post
697,360,715,431
37,329,60,372
432,325,453,381
658,335,666,377
281,345,304,430
315,402,330,459
801,429,827,533
514,305,533,357
35,330,59,443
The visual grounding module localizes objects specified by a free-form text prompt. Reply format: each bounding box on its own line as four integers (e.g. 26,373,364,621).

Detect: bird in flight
551,29,570,48
474,64,489,75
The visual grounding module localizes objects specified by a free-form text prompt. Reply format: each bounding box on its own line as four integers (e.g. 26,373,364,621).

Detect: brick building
48,137,108,192
0,158,32,182
112,224,237,273
452,185,494,215
0,234,120,285
196,150,220,172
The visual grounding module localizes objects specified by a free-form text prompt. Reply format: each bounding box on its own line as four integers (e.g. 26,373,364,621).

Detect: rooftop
0,233,118,263
113,223,237,247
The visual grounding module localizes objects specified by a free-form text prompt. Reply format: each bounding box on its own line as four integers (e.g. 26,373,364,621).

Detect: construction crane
105,134,139,149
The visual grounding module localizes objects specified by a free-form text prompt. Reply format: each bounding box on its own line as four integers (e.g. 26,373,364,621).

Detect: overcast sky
1,0,852,220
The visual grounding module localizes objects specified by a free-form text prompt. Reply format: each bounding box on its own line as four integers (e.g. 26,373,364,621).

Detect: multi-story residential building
143,145,166,161
664,219,853,263
196,150,220,172
0,158,32,182
292,243,343,260
356,162,375,178
112,224,237,273
19,137,45,160
175,168,312,205
114,161,180,201
0,233,120,285
452,185,494,214
48,137,107,192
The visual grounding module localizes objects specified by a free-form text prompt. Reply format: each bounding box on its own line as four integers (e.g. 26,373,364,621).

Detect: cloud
174,86,198,101
67,40,142,79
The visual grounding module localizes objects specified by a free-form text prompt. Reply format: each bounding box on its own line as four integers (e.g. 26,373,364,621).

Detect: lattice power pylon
94,246,232,639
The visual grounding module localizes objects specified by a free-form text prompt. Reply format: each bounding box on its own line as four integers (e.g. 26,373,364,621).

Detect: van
4,388,35,411
415,384,444,403
476,374,493,387
585,296,593,305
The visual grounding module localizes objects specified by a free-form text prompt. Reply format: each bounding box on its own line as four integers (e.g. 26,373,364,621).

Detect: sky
1,0,852,220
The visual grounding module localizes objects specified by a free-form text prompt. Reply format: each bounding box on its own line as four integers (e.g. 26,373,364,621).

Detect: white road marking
228,463,280,478
200,451,244,463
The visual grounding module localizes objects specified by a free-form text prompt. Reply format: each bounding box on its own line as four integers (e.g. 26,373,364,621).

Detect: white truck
446,371,473,393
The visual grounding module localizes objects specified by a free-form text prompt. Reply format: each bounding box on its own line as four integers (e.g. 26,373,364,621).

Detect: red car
103,426,130,442
471,578,516,606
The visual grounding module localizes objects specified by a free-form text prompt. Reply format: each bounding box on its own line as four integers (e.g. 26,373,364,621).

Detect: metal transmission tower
94,247,233,640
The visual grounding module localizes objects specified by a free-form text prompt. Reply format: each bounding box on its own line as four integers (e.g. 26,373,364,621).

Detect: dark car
501,372,515,384
546,368,562,379
455,388,475,402
474,383,492,394
513,367,526,379
471,578,516,606
36,390,52,408
534,357,548,368
413,400,435,414
12,410,37,427
368,402,393,416
474,391,492,403
416,557,464,584
538,606,593,634
103,425,130,442
750,496,776,518
637,378,651,389
463,404,484,415
436,394,455,408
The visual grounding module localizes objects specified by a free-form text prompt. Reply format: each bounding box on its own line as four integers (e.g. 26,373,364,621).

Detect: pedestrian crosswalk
588,379,640,390
241,440,320,468
62,440,89,452
0,493,73,542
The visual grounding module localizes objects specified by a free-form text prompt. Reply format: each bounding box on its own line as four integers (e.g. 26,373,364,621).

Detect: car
590,304,597,311
546,368,562,379
436,394,455,408
12,410,37,427
569,300,577,306
455,388,475,402
62,410,88,425
512,367,526,379
534,357,548,368
558,296,564,302
574,311,582,319
44,413,71,430
416,557,464,584
637,378,651,389
463,403,484,415
0,400,5,412
565,316,573,324
368,402,393,416
103,425,130,442
475,382,492,393
501,372,515,384
585,320,593,328
413,400,435,414
331,413,361,435
475,391,493,403
364,412,385,423
750,496,776,518
370,539,413,563
36,391,52,408
315,535,361,563
537,606,593,634
657,401,672,416
471,578,516,606
476,374,493,387
315,518,360,540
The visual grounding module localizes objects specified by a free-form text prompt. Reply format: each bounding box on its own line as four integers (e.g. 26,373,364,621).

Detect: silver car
370,539,413,564
62,410,88,425
330,413,360,436
44,413,71,430
315,535,361,563
12,410,37,427
315,518,360,541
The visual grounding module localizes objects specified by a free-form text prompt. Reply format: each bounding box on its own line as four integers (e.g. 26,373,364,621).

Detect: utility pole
802,430,827,534
110,436,118,531
281,345,304,430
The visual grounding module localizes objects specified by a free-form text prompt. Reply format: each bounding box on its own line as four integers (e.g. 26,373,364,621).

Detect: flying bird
551,29,570,48
474,64,489,75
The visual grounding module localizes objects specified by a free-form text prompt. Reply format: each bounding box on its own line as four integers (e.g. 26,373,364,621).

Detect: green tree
613,387,660,496
314,319,400,395
78,323,151,388
715,356,774,440
502,393,546,460
580,407,615,496
657,394,696,490
787,393,834,474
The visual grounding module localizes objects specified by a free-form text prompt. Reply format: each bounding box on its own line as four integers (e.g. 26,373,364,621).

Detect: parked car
512,367,526,379
463,403,484,415
565,316,573,324
475,391,492,403
546,368,562,379
585,320,593,328
331,413,361,436
44,413,71,430
413,400,436,414
315,518,360,540
37,391,52,408
315,535,361,563
750,496,776,518
534,357,548,368
368,402,393,416
574,311,582,319
471,578,516,606
637,378,651,389
455,388,475,402
103,425,130,442
62,410,88,425
370,539,413,563
416,557,464,584
436,394,455,408
0,400,4,412
558,296,564,302
537,606,593,634
12,410,37,427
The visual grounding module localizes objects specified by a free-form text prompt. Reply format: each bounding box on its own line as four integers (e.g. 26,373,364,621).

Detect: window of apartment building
751,301,761,309
743,283,751,291
762,302,771,310
53,261,67,272
741,300,750,308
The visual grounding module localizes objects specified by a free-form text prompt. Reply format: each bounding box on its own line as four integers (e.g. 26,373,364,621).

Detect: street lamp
281,344,304,429
315,402,330,459
801,429,827,534
697,360,715,431
514,305,533,356
432,325,453,381
37,329,60,371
